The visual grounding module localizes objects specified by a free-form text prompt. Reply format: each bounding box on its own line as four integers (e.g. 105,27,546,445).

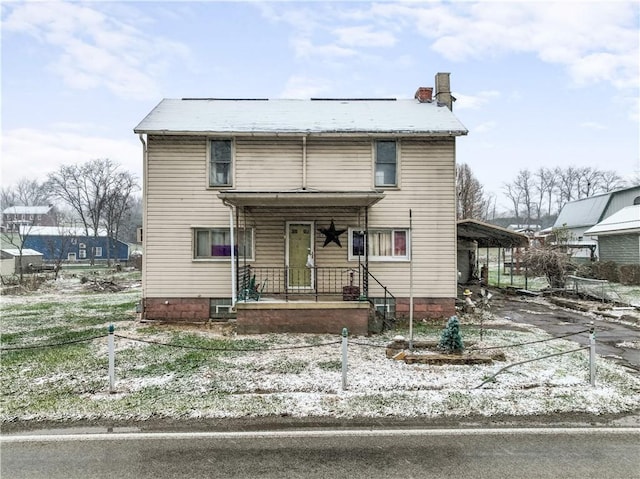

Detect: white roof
134,98,468,136
3,206,52,215
584,205,640,236
19,226,103,236
1,248,43,257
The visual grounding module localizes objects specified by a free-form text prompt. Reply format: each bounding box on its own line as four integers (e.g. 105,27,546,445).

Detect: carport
457,219,530,287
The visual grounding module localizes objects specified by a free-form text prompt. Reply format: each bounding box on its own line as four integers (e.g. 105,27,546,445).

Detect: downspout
223,200,237,307
138,134,148,314
302,135,308,189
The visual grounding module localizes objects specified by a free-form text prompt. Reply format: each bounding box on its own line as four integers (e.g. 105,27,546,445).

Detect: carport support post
108,324,115,393
341,328,348,390
589,322,596,386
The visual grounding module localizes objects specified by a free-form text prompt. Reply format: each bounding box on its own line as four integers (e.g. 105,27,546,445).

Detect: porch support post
364,206,369,298
232,205,238,306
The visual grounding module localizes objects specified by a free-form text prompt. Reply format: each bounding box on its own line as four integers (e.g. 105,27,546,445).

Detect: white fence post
341,327,348,390
108,324,115,393
589,322,596,386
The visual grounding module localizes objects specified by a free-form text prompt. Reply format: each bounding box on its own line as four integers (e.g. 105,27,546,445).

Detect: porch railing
238,264,395,314
239,265,363,301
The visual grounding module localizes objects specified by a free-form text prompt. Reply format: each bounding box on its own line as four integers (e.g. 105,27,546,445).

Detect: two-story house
2,205,58,232
134,73,467,334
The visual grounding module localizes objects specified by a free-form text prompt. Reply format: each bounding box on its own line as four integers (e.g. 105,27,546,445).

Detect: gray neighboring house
552,185,640,261
584,205,640,265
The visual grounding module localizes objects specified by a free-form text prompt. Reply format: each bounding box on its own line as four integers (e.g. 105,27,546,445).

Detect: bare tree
1,178,50,211
503,183,522,225
456,163,488,220
47,159,139,265
534,167,557,218
101,171,139,264
42,225,77,280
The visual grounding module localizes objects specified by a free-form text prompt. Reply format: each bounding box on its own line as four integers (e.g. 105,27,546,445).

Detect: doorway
286,222,314,290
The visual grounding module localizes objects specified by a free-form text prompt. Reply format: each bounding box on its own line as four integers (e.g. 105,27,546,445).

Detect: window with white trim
209,139,233,187
78,249,87,259
349,228,409,261
194,227,253,260
374,140,397,187
93,247,103,257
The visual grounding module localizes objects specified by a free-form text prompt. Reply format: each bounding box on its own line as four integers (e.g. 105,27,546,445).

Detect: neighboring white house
584,205,640,265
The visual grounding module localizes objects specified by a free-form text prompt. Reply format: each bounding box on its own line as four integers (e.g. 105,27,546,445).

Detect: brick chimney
414,87,433,103
435,72,454,110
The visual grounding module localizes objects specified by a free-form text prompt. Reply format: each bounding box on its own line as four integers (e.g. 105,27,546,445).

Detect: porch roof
218,190,385,208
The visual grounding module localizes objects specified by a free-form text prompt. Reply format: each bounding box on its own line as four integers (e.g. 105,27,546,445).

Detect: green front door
287,222,313,289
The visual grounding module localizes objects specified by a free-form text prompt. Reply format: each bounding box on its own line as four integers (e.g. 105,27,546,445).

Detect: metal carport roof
457,219,529,248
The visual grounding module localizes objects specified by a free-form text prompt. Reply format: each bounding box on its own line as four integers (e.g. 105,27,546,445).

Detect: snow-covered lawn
1,273,639,424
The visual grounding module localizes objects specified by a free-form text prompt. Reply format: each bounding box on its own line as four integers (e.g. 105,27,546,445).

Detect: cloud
332,25,397,48
413,2,639,93
2,1,190,100
455,90,500,110
262,2,638,101
280,76,333,99
474,121,497,134
1,127,142,188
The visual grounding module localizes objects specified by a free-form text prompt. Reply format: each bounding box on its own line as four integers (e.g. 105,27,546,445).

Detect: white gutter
302,135,307,189
138,134,148,301
223,200,237,307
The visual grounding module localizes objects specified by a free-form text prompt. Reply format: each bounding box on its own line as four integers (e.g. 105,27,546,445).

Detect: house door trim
285,221,314,290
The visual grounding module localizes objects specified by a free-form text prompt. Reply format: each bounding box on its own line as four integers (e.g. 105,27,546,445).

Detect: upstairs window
209,139,232,187
375,140,397,187
194,227,253,261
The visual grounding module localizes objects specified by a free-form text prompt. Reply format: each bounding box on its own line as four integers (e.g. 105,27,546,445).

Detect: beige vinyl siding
365,139,457,298
306,139,372,190
144,135,232,297
235,138,303,190
144,135,457,300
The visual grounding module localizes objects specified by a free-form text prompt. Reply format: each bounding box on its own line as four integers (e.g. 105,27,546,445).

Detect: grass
1,269,639,424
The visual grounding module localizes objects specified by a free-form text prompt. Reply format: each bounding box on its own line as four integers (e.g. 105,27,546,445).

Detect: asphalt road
2,428,639,479
491,296,640,375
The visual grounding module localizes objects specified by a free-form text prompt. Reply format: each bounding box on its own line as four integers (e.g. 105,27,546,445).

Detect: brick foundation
395,297,455,322
235,301,369,335
143,298,210,322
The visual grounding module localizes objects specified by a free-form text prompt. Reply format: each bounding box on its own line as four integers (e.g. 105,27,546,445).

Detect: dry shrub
619,265,640,286
522,246,574,289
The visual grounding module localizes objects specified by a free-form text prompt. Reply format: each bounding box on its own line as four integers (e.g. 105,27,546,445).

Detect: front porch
234,264,396,335
235,298,371,335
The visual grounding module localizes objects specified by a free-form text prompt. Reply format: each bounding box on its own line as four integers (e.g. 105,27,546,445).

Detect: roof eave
133,129,468,137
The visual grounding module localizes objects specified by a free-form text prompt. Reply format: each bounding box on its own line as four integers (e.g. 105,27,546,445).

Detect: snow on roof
584,205,640,236
1,248,43,257
19,225,102,236
2,205,52,215
134,98,468,136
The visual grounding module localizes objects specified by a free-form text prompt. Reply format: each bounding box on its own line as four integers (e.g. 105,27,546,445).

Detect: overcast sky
2,1,638,211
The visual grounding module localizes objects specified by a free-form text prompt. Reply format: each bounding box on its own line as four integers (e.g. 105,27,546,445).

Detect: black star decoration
318,220,347,247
